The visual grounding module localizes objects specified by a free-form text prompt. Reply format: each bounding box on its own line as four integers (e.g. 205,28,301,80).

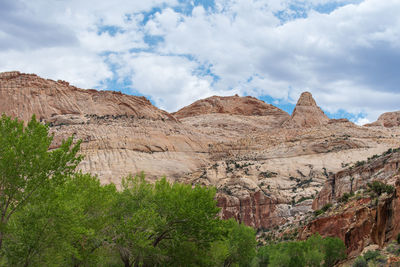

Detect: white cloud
111,52,237,111
355,117,370,126
0,0,399,121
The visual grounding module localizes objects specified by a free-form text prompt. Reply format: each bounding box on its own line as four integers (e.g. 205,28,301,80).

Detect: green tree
254,234,346,267
322,236,346,267
0,114,82,251
3,173,117,267
110,174,226,267
222,219,257,267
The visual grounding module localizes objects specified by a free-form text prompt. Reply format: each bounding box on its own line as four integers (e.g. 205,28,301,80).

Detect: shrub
367,181,395,197
363,250,380,262
355,160,366,167
352,256,367,267
314,209,324,216
322,203,333,212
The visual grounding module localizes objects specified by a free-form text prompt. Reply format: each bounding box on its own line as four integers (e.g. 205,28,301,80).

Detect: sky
1,0,399,124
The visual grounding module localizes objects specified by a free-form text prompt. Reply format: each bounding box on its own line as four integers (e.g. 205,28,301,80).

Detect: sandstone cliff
299,149,400,256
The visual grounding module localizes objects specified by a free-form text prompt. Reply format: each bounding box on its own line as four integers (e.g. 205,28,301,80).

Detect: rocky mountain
2,71,400,259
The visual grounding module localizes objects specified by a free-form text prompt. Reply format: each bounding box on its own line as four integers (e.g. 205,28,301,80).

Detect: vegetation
352,250,386,267
314,203,333,216
338,192,354,203
254,234,346,267
0,114,259,266
0,114,348,266
366,181,395,197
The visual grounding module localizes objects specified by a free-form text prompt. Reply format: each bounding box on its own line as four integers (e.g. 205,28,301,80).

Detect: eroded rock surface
2,71,400,234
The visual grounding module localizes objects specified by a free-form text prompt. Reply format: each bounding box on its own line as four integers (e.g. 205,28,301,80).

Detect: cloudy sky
1,0,399,123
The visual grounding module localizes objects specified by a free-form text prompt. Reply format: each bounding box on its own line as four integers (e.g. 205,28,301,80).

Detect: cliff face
2,71,400,234
313,150,400,210
301,150,400,256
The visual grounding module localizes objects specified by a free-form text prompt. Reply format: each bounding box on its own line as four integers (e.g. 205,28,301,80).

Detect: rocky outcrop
301,179,400,257
366,111,400,128
301,150,400,256
284,92,329,128
0,71,175,123
173,95,290,126
313,149,400,210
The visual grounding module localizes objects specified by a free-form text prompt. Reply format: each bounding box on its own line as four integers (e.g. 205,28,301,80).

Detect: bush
352,256,367,267
256,234,345,267
338,191,355,203
367,181,395,197
314,203,333,217
314,209,324,216
363,250,380,262
322,203,333,212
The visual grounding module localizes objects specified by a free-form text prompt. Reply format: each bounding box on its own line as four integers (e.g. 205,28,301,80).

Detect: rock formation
300,149,400,256
173,95,290,120
284,92,329,128
366,111,400,128
0,71,212,187
2,71,400,240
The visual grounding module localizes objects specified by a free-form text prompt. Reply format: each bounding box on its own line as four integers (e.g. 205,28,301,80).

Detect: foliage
0,114,82,251
3,173,117,266
352,249,387,267
363,250,380,262
338,192,354,203
109,174,256,267
367,181,395,197
314,203,333,216
220,219,257,267
352,256,367,267
397,233,400,245
254,234,346,267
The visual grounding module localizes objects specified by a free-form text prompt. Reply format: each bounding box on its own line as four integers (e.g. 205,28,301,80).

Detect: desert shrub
314,209,324,216
363,250,380,262
367,181,395,197
352,256,367,267
322,203,333,212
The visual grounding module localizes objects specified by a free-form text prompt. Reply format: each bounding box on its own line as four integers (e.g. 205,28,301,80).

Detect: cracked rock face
2,71,400,232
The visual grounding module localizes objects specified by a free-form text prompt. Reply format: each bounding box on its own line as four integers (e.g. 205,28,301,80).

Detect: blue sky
0,0,399,124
